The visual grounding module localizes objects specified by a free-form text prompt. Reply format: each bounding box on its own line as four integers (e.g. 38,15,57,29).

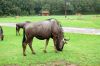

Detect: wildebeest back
25,21,53,39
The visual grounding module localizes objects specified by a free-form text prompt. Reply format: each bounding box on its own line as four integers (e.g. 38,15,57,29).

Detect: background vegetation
0,0,100,16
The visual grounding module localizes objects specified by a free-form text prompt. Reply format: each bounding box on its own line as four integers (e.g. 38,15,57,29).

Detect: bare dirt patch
3,60,78,66
4,64,19,66
29,60,78,66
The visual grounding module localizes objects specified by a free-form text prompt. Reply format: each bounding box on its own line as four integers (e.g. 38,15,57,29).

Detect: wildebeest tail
22,28,26,43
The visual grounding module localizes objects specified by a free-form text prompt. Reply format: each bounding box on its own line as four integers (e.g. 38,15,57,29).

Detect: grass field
0,27,100,66
0,15,100,28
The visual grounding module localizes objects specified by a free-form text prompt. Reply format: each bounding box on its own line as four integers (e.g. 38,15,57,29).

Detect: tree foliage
0,0,100,16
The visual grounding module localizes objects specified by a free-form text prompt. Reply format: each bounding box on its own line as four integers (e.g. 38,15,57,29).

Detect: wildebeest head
58,37,70,51
55,29,69,51
48,18,70,51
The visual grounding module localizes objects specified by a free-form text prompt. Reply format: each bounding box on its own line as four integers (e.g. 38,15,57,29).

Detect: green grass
0,27,100,66
0,15,100,28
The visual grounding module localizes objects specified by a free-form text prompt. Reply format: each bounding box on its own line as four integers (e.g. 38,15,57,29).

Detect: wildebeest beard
55,27,64,51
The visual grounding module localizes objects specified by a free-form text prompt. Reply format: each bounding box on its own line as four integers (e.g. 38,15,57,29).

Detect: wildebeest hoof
32,52,36,55
55,51,58,53
43,50,47,53
23,54,26,56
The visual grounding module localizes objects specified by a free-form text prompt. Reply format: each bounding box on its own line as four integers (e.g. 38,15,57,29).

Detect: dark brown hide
16,21,30,36
22,19,67,56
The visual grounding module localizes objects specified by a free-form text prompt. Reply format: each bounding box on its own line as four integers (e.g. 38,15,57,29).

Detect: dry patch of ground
29,60,78,66
4,64,19,66
3,60,78,66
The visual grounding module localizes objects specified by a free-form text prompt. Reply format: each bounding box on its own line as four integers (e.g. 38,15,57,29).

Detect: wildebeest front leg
18,29,20,36
43,39,49,53
28,38,35,55
22,43,27,56
53,37,58,53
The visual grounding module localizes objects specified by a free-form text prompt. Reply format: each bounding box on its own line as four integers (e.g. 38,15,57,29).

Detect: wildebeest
16,21,31,36
0,26,4,40
22,18,69,56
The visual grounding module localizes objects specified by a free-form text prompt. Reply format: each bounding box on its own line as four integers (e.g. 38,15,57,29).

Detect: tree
0,0,99,16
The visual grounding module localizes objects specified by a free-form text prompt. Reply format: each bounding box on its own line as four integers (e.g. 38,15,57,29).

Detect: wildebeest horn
63,38,70,44
64,38,70,41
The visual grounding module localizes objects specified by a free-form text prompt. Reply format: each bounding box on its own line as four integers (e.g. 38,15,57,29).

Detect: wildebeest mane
48,18,64,51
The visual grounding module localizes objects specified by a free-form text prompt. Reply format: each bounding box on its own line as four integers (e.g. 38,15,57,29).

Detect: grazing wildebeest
0,26,4,40
16,21,31,36
22,18,69,56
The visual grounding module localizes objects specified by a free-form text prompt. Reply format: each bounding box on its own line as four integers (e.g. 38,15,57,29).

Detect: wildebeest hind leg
22,43,27,56
28,38,36,55
16,30,18,36
43,39,49,53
